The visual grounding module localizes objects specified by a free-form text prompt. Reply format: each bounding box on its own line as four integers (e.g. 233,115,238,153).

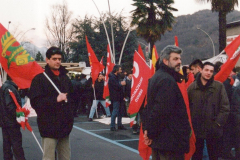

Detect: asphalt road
0,115,143,160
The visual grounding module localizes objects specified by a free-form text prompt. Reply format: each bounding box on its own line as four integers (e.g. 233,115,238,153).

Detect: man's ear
197,66,202,72
163,59,168,66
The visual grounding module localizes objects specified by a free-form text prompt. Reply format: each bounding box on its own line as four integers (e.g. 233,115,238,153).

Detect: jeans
42,136,71,160
2,127,25,160
89,100,110,118
110,101,123,128
192,138,219,160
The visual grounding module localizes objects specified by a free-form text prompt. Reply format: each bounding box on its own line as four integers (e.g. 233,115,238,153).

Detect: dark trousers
2,126,25,160
110,101,125,128
152,149,184,160
192,137,220,160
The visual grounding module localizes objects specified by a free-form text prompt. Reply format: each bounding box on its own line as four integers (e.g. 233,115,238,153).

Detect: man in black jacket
88,73,111,121
109,65,127,131
0,76,26,160
29,47,74,160
143,45,191,160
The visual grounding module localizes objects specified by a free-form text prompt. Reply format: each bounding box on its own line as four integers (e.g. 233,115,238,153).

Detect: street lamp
197,27,215,57
19,28,35,42
8,21,11,30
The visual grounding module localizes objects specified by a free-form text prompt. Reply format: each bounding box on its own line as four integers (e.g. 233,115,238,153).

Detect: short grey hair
159,45,182,62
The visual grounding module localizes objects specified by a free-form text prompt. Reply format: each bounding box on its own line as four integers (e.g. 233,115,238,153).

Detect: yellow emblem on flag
16,54,32,66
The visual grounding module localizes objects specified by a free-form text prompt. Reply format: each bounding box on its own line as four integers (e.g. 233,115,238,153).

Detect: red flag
138,44,145,60
175,36,179,47
215,34,240,82
138,124,152,160
175,37,196,159
103,44,114,107
177,82,196,160
186,72,195,88
85,36,105,84
100,56,104,65
0,23,44,89
128,51,150,126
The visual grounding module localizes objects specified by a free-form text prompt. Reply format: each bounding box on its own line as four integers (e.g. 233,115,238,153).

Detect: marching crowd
0,45,240,160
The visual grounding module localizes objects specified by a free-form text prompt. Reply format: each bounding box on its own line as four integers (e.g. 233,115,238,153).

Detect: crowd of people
0,45,240,160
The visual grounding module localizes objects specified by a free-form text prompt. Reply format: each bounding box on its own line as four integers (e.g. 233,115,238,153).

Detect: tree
45,0,74,56
131,0,177,57
69,13,137,70
197,0,238,52
35,51,44,61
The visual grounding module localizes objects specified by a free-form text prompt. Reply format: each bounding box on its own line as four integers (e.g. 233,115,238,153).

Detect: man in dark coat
108,64,127,131
230,73,240,159
143,45,191,160
28,46,74,160
0,76,26,160
188,62,230,160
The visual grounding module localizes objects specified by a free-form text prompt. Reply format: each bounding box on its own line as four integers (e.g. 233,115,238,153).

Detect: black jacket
231,73,240,129
94,79,104,100
29,65,74,138
108,72,123,102
188,74,230,139
0,80,22,128
124,77,132,99
143,62,191,154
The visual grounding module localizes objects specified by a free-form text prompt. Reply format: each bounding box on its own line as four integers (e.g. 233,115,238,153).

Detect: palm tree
131,0,177,58
198,0,238,52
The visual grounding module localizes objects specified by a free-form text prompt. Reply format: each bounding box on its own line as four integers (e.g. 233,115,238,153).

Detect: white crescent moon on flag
133,61,139,78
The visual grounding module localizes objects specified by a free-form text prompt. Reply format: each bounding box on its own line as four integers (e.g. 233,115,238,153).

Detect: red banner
215,34,240,82
128,51,150,114
0,23,43,89
103,44,114,107
85,36,105,84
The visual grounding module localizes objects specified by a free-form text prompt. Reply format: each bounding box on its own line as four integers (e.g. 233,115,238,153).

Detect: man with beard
108,64,126,131
188,62,230,160
143,45,191,160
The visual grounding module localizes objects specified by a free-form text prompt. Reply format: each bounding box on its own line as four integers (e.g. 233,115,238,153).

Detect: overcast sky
1,0,235,48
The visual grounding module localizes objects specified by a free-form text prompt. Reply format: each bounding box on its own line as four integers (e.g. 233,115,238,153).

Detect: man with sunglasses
29,46,74,160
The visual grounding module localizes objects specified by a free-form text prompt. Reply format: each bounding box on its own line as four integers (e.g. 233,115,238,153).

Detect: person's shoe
100,115,106,118
107,115,111,117
110,127,116,131
88,118,93,122
118,125,127,130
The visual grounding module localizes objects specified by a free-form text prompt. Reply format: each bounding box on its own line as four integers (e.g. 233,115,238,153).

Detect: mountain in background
21,42,47,60
152,9,240,65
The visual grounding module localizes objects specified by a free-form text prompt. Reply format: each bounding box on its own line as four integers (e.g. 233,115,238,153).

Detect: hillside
153,9,240,64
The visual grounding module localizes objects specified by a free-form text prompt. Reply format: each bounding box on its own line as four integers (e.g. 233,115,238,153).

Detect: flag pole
43,72,67,102
119,29,131,65
93,85,98,118
91,0,115,64
31,131,43,153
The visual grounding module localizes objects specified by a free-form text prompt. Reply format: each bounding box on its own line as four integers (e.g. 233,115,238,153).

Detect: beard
168,63,181,72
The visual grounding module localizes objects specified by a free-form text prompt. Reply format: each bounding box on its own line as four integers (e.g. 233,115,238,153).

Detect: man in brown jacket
188,62,230,160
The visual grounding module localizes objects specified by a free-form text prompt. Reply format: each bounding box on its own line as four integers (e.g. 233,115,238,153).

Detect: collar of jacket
5,80,18,89
44,64,68,77
196,73,214,91
158,62,184,83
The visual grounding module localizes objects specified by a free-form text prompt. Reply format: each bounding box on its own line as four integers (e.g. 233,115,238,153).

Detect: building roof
226,20,240,28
